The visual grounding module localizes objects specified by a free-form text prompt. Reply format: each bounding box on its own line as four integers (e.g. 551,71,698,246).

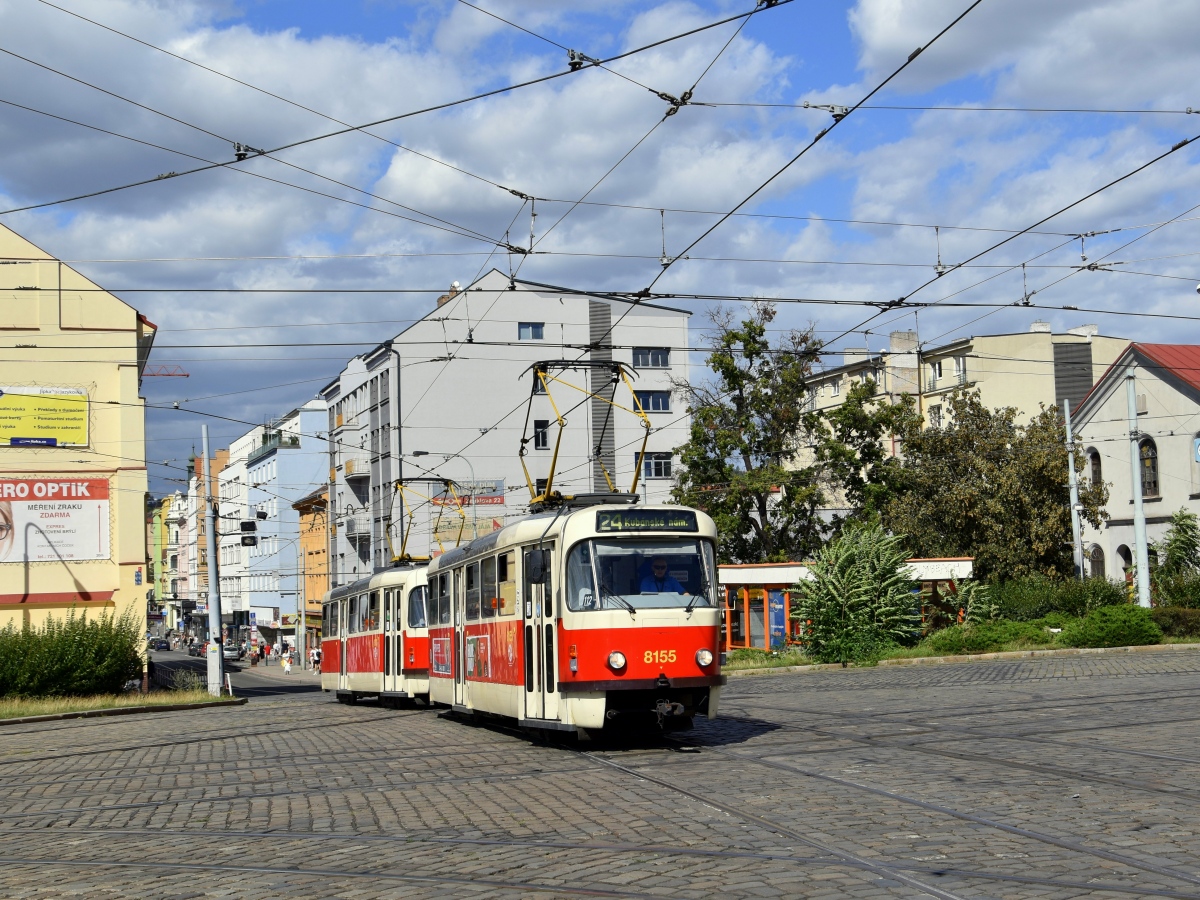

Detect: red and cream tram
425,501,724,734
320,565,430,704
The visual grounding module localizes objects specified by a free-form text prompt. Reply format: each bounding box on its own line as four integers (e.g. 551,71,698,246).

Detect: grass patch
723,648,809,670
0,689,220,721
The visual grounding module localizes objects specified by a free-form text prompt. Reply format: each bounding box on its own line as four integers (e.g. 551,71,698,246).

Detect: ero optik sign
0,478,111,563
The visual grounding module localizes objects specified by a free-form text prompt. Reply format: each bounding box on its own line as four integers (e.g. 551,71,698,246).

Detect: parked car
222,643,242,661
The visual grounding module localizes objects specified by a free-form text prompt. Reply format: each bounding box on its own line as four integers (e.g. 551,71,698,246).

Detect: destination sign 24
596,509,698,533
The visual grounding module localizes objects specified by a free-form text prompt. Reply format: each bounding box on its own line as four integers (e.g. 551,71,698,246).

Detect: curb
0,697,247,726
727,641,1200,678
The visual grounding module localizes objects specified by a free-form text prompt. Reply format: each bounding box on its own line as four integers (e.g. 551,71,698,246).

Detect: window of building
634,390,671,413
1087,545,1105,580
1088,450,1102,486
1139,438,1159,497
633,347,670,368
637,452,673,480
534,419,550,450
831,379,841,397
955,356,967,384
518,322,544,341
928,404,943,428
929,360,943,385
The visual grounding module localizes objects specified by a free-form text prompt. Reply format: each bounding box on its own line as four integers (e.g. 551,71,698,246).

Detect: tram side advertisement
0,478,110,563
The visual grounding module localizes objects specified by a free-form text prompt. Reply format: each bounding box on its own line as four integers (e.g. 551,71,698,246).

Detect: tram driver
639,556,687,594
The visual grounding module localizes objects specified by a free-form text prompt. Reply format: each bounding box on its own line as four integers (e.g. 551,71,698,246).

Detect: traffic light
240,519,258,547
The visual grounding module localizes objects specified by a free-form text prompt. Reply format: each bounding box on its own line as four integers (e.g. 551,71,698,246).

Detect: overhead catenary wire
0,1,791,218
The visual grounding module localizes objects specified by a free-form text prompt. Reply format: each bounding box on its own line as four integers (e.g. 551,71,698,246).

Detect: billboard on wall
0,478,110,563
0,386,89,447
432,479,505,507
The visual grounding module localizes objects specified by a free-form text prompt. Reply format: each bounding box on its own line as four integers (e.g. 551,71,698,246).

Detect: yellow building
292,487,328,647
0,223,154,635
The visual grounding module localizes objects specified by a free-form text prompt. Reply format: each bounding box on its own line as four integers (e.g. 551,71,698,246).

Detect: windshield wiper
684,580,712,616
600,581,637,616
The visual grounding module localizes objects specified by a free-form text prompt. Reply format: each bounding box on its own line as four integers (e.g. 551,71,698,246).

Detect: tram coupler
655,700,686,720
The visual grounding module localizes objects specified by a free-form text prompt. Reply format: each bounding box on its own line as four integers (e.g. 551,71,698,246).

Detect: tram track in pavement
717,708,1200,803
0,857,655,898
0,705,412,766
646,735,1200,893
5,824,1200,899
727,697,1200,767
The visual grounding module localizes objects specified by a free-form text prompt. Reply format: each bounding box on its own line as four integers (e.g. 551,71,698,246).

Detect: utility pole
1063,399,1084,579
297,538,306,669
202,424,224,696
1126,374,1152,607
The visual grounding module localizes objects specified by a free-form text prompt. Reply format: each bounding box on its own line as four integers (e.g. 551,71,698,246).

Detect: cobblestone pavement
3,650,1200,899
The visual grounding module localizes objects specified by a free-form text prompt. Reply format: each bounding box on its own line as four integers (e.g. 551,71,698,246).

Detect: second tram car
321,565,430,703
426,501,724,734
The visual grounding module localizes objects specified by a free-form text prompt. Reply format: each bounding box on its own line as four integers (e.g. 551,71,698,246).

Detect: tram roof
327,563,425,601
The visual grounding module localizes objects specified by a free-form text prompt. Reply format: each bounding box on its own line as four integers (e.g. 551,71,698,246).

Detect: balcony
248,431,301,466
342,515,370,543
343,447,371,480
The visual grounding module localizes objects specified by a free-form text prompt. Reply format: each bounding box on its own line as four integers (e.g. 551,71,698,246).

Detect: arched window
1088,450,1102,486
1087,545,1105,580
1139,438,1159,498
1117,544,1133,580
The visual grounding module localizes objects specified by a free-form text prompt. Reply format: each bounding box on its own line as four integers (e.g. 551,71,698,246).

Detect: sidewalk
234,658,322,683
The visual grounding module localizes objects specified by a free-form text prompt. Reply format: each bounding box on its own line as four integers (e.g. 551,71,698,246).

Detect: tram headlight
607,650,627,670
695,648,714,667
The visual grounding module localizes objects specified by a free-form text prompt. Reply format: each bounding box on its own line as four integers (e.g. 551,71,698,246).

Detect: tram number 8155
644,649,677,663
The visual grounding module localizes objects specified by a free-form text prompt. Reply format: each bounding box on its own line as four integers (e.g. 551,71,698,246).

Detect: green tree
882,389,1107,580
672,304,826,563
791,523,920,664
807,378,919,527
1157,508,1200,576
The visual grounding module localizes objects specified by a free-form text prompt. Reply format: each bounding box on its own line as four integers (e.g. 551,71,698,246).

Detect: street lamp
411,451,478,540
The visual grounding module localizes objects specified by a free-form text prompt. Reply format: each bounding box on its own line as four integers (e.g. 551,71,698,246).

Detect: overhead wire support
644,0,987,294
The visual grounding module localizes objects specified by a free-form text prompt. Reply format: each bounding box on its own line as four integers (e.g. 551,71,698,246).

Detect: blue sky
1,0,1199,493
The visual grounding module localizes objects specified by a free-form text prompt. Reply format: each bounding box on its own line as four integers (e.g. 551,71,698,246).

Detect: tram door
453,569,467,708
522,545,559,722
338,598,349,692
383,588,398,694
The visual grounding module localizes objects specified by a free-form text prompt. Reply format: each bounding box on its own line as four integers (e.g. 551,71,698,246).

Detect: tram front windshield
566,538,717,611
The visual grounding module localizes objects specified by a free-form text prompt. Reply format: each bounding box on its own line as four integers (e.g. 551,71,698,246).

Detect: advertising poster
0,478,110,563
431,636,452,674
432,479,505,507
0,386,89,447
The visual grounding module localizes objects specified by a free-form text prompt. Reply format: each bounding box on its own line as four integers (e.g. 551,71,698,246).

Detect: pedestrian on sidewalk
313,647,322,675
283,650,293,675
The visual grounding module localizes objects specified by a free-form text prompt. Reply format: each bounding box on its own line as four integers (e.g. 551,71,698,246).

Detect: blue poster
768,589,787,647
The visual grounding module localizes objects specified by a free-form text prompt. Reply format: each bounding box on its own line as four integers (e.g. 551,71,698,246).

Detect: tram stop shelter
719,558,974,652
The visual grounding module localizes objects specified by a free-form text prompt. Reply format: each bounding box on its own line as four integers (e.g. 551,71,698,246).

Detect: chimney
1030,320,1052,333
889,330,918,353
436,281,461,308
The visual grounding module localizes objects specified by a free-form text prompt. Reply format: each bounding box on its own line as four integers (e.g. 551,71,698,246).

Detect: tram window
481,556,497,618
408,585,428,628
498,552,516,616
384,591,392,631
347,596,358,634
366,591,380,630
441,575,451,624
330,600,339,637
466,563,481,620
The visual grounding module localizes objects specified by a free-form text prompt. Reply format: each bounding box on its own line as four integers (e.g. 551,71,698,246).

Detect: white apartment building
320,269,691,587
217,426,264,620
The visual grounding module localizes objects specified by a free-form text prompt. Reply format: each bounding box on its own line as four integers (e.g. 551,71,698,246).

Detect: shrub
0,609,143,698
925,620,1049,655
990,576,1125,621
170,668,205,692
1057,604,1162,648
1154,573,1200,609
1150,606,1200,638
792,523,920,665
